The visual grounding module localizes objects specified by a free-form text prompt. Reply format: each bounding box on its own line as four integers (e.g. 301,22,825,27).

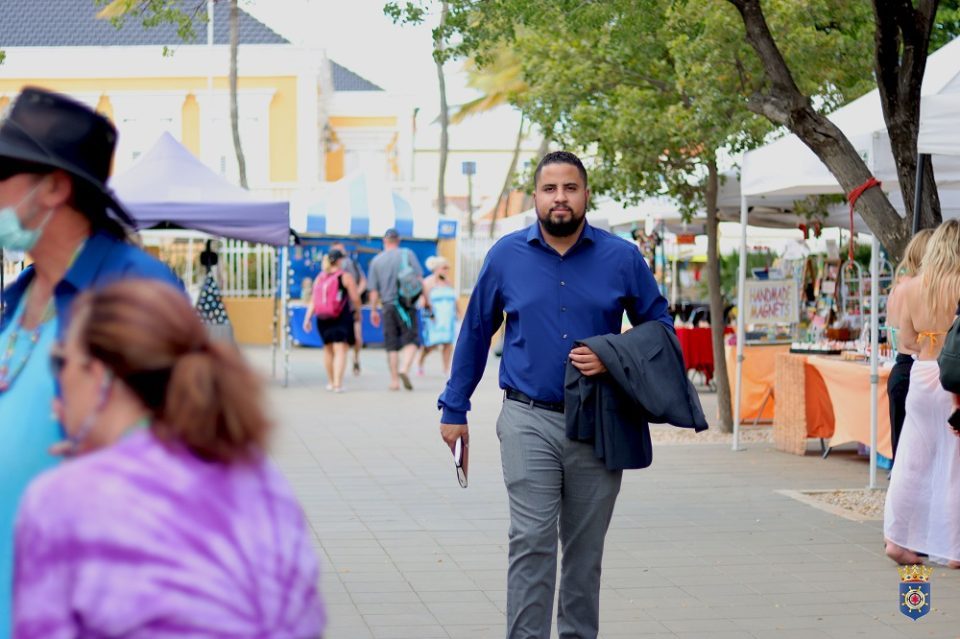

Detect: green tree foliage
932,0,960,51
389,0,877,212
385,0,883,430
96,0,208,45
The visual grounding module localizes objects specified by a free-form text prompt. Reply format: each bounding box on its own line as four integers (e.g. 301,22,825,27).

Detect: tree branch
727,0,806,107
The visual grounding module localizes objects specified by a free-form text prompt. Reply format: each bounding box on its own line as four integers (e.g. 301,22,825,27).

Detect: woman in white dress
884,219,960,567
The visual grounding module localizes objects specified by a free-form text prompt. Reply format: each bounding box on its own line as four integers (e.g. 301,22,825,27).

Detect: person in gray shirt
367,228,423,390
331,241,366,375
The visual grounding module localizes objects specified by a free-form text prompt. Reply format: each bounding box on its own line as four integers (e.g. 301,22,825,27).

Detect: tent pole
733,192,748,452
869,234,879,489
280,244,290,388
670,239,679,307
271,293,278,380
912,154,928,234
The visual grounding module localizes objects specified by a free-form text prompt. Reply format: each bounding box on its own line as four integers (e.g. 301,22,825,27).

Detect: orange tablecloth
800,362,836,439
726,343,791,422
806,356,893,458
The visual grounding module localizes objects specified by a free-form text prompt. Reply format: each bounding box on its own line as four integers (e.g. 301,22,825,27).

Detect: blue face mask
0,182,53,251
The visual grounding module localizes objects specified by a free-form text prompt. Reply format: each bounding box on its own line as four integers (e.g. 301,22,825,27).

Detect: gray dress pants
496,398,623,639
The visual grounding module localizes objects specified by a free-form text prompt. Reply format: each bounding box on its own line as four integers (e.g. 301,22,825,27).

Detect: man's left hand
569,346,607,376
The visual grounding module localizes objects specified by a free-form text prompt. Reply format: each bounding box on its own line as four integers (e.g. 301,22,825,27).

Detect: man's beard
537,206,584,237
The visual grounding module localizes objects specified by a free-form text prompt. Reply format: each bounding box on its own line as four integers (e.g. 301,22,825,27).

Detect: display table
725,342,791,422
806,356,893,458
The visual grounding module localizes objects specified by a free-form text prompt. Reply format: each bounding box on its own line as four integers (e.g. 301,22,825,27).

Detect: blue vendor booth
287,172,447,347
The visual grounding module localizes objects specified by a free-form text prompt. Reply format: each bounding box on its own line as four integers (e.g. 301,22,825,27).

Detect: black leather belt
505,388,565,413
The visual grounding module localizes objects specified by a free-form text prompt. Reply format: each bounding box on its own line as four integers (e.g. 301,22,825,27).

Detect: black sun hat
0,86,134,228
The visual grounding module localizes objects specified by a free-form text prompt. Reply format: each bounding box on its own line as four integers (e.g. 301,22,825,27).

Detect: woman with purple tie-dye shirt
12,280,324,638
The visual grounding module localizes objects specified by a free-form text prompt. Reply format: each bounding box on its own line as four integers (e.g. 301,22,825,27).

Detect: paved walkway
247,346,959,639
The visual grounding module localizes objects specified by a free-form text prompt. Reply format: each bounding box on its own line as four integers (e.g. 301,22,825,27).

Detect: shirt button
563,334,568,339
561,307,567,312
560,281,566,286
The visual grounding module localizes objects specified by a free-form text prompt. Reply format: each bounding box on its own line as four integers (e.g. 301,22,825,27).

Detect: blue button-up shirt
1,231,182,337
438,222,672,424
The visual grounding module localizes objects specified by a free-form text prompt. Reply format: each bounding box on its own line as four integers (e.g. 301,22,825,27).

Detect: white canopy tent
290,172,439,240
734,35,960,485
918,94,960,159
742,36,960,203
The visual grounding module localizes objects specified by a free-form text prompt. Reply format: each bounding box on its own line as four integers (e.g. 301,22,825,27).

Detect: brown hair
71,280,269,463
894,228,933,282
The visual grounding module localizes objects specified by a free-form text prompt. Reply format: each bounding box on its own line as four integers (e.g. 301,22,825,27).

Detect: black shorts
316,309,354,345
382,305,420,351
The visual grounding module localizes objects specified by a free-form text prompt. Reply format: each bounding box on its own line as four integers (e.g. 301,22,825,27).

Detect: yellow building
0,0,415,343
0,0,412,191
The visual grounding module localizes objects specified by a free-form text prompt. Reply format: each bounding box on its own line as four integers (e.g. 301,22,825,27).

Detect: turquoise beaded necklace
0,285,55,393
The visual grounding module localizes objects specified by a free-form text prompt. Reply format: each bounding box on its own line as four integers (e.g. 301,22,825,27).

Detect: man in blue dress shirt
0,87,179,637
438,151,672,639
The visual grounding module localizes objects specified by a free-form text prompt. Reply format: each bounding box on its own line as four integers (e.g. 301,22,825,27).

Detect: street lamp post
462,160,476,238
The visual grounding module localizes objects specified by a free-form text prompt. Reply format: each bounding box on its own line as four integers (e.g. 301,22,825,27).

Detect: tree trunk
228,0,247,189
435,2,449,217
729,0,911,261
490,113,525,238
705,155,733,432
521,128,552,211
872,0,942,231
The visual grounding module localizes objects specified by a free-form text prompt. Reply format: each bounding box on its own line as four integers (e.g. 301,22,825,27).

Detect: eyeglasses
453,436,468,489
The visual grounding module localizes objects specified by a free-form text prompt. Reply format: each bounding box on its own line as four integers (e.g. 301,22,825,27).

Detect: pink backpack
313,270,347,319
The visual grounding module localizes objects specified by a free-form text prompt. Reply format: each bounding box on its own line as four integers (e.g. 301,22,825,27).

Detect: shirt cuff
441,407,468,424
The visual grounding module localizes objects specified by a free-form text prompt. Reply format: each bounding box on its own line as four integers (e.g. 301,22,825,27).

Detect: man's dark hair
16,164,126,238
533,151,588,189
72,177,125,238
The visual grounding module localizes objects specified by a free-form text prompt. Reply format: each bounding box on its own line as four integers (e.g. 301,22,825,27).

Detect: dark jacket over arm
565,321,708,470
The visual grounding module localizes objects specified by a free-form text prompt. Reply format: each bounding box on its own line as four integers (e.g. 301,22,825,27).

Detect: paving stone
245,347,960,639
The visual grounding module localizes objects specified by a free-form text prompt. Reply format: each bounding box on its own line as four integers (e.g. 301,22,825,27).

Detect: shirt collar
525,220,597,249
60,232,115,293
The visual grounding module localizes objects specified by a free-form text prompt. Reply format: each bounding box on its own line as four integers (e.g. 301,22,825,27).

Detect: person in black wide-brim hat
0,87,182,632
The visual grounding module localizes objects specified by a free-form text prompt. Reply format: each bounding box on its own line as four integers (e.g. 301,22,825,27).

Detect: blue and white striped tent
294,172,442,239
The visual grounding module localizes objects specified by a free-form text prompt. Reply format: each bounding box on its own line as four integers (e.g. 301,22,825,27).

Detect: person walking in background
12,280,325,638
303,248,361,393
367,228,423,391
438,151,672,638
331,240,366,375
418,255,459,376
885,228,933,465
884,219,960,568
0,87,179,637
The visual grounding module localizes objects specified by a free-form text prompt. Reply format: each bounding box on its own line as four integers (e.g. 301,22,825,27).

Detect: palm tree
450,49,531,237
